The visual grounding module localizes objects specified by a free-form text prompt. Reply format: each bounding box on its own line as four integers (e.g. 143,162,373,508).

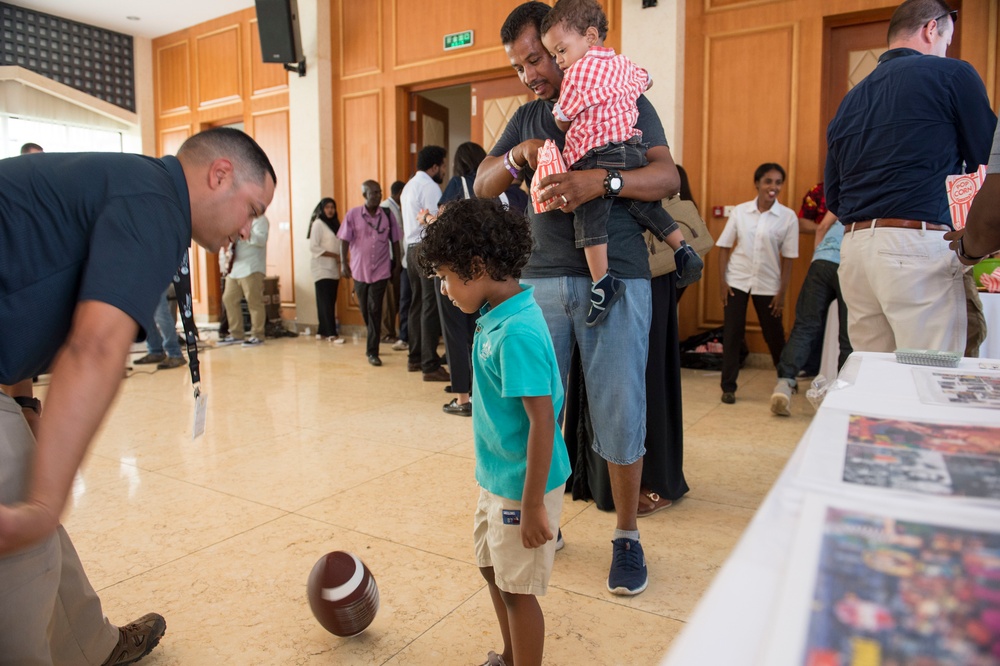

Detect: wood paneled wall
151,8,291,319
330,0,618,209
329,0,617,325
682,0,999,352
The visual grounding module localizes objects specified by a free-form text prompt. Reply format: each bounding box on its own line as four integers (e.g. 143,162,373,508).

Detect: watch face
610,176,623,191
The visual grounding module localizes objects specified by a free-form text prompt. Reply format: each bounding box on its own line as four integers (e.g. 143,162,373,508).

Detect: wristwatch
957,236,985,264
13,396,41,415
603,169,623,198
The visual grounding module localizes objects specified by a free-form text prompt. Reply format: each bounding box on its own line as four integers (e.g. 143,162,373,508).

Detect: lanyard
364,208,386,234
173,250,201,392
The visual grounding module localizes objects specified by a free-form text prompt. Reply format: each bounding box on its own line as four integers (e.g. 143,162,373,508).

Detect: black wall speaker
254,0,302,64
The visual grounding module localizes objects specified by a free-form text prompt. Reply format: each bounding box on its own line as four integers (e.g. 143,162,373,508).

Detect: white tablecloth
661,352,1000,665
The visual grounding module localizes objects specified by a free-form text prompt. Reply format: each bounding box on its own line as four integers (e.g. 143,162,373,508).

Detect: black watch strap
958,236,985,264
13,396,41,415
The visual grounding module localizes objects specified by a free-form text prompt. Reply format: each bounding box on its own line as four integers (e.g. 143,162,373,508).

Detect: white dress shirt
400,170,442,246
229,214,269,279
716,199,798,296
309,219,341,281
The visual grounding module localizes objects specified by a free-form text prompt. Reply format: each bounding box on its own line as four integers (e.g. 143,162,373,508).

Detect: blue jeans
145,288,182,358
776,260,851,380
523,276,650,465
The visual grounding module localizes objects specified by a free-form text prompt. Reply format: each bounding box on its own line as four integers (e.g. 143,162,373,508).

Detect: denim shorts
571,140,679,248
522,276,650,465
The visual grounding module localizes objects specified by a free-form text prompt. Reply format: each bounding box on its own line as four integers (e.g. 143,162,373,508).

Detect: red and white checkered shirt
555,46,649,167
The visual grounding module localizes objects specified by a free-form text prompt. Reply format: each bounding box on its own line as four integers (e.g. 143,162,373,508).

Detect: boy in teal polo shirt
420,198,570,666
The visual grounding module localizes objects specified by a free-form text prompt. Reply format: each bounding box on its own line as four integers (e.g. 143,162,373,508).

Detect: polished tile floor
50,334,812,664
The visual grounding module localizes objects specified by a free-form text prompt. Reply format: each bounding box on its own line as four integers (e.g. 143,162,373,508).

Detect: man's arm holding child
519,395,557,549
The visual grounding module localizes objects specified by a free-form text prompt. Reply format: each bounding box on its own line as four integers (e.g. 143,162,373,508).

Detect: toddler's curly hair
418,198,532,282
541,0,608,41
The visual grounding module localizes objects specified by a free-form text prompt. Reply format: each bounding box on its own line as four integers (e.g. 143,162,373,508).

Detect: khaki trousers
0,395,117,665
964,268,987,357
222,272,266,341
839,226,966,353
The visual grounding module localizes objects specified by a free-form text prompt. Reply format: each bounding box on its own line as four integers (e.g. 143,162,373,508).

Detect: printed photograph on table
803,507,1000,665
843,415,1000,499
765,497,1000,666
913,367,1000,409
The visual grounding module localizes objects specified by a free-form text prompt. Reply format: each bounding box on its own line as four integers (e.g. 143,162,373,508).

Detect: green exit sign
444,30,474,51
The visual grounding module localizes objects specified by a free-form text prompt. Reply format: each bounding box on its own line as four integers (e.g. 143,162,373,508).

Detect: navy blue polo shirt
0,153,192,384
825,48,997,227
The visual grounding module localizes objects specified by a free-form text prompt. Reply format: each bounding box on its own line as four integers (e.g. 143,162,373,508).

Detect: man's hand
944,228,984,266
341,263,351,280
721,281,734,306
769,294,785,316
0,501,60,555
417,209,437,226
519,503,553,549
513,139,546,171
537,169,606,213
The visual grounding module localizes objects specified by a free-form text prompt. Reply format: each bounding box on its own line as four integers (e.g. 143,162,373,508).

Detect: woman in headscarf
308,197,345,343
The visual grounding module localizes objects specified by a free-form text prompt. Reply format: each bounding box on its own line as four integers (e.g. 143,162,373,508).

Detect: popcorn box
530,139,568,214
946,164,987,230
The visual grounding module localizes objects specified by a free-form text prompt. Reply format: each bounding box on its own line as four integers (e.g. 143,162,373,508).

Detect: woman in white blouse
716,163,799,404
308,197,345,343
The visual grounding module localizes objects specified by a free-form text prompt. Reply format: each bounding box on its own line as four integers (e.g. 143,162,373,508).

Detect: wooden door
251,109,293,307
823,17,891,147
679,0,966,353
410,95,450,174
470,76,531,153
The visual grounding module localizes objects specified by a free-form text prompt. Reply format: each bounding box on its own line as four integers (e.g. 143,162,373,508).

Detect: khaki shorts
473,486,564,596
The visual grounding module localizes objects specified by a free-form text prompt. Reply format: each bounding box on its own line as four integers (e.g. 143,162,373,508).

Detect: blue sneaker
586,274,626,327
607,538,648,596
674,242,704,288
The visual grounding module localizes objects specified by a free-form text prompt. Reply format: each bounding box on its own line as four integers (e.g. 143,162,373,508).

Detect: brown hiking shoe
156,356,186,370
101,613,166,665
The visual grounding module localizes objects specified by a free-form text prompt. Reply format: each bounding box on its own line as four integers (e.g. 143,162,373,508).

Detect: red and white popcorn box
981,268,1000,293
946,164,987,230
530,139,567,214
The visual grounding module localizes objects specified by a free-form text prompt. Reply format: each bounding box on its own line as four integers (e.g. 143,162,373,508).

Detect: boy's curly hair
540,0,608,41
418,198,533,282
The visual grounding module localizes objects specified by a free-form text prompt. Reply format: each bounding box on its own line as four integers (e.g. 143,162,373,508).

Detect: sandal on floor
480,650,507,666
637,489,673,517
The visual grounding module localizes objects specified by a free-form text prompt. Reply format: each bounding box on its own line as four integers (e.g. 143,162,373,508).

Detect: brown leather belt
844,218,951,232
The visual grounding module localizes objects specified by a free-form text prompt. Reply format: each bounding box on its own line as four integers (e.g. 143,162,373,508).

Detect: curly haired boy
419,198,571,666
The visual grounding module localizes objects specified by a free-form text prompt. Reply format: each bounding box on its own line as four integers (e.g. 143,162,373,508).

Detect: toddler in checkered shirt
541,0,703,327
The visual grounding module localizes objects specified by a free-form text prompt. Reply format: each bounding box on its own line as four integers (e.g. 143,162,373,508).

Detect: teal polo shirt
472,285,571,501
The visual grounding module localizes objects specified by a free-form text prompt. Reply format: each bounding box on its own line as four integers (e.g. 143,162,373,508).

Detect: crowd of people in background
6,0,1000,663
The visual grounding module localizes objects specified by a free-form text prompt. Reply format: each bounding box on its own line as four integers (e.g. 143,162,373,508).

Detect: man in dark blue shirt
825,0,996,353
0,128,275,664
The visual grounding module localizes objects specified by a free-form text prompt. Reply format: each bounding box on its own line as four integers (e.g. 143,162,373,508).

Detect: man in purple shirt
338,180,403,366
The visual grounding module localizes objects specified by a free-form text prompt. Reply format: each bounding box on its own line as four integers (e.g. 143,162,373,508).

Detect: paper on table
762,494,1000,666
912,366,1000,409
